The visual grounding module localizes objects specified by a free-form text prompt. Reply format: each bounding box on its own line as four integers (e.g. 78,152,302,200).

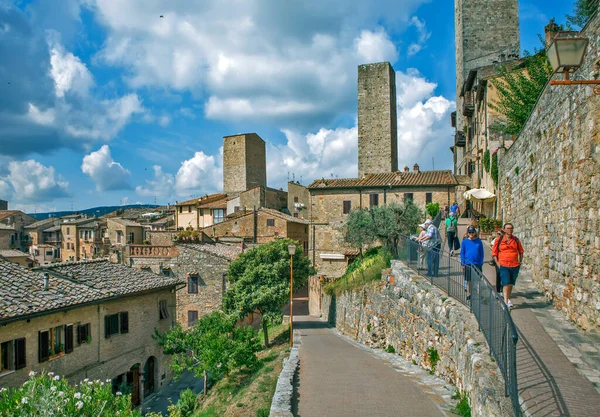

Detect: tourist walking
492,223,524,309
460,226,484,301
445,212,458,256
417,219,441,277
450,201,460,218
417,223,428,270
489,231,503,293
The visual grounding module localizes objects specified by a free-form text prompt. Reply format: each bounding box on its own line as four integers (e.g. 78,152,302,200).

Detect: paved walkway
441,218,600,417
140,371,204,416
295,316,454,417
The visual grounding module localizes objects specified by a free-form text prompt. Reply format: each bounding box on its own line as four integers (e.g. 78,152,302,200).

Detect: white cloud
175,151,223,196
49,41,94,98
81,145,131,191
136,165,176,198
158,115,171,127
0,179,13,200
407,16,431,56
5,160,69,202
354,29,398,63
27,103,56,126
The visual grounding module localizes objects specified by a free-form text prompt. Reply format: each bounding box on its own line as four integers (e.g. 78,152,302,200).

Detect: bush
324,247,391,295
0,371,140,417
177,388,197,417
426,203,440,219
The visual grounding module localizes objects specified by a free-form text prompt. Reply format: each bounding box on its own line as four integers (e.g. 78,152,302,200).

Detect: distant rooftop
308,170,458,189
107,217,143,227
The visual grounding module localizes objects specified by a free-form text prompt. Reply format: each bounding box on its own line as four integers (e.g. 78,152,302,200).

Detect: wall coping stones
269,331,300,417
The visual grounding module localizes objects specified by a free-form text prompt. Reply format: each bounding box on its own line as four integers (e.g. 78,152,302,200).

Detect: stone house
0,224,16,251
0,249,35,267
0,211,37,252
61,218,108,262
0,259,182,405
106,218,144,248
127,243,241,328
308,168,460,278
174,193,229,230
287,181,309,220
200,207,309,250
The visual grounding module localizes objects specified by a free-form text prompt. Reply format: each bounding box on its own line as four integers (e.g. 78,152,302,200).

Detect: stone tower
357,62,398,178
222,133,267,196
455,0,520,130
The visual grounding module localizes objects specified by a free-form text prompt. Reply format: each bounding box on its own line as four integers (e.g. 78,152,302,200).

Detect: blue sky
0,0,576,213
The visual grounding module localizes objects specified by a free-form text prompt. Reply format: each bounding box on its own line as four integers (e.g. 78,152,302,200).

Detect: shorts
499,266,520,286
463,264,482,282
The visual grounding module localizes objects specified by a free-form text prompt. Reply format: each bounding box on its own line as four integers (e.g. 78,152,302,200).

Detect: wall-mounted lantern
547,31,600,95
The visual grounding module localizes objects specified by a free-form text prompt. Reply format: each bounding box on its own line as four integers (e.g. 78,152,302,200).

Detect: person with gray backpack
445,212,458,256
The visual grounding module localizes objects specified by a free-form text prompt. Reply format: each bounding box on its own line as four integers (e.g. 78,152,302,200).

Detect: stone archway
143,356,156,397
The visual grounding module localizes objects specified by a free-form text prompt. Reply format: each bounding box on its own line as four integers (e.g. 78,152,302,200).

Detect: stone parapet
321,260,514,417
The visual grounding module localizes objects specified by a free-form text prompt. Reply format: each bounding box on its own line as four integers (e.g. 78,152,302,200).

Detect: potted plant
494,219,503,231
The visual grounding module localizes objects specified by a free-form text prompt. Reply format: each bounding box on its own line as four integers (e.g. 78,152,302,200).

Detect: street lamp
288,243,296,348
547,31,600,95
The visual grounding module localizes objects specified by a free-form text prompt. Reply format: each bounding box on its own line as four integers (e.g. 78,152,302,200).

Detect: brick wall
0,289,175,393
498,14,600,329
358,62,398,177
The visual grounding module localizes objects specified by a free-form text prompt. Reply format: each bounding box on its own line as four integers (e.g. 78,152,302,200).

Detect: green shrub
452,391,472,417
386,345,396,353
483,149,491,173
256,408,270,417
426,202,440,219
176,388,197,417
323,248,391,296
426,347,440,374
491,151,499,186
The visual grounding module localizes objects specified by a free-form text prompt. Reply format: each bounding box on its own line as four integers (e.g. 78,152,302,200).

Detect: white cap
424,219,433,225
419,223,426,229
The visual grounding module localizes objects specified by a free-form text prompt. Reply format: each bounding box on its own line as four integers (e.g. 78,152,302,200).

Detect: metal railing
392,235,520,417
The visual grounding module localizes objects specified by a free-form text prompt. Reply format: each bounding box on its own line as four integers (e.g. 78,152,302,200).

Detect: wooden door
130,368,140,406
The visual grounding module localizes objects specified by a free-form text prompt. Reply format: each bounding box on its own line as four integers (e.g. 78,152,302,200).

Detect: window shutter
65,325,74,353
77,325,82,344
104,315,110,338
84,324,90,342
343,201,351,214
38,331,49,363
15,338,26,369
120,312,129,334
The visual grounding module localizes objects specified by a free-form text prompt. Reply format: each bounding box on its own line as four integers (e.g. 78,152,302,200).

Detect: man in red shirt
492,223,524,309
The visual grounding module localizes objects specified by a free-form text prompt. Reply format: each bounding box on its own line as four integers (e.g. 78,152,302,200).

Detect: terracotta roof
0,224,15,231
0,259,183,323
44,225,61,232
308,170,458,189
0,250,29,258
178,243,242,261
24,218,57,229
197,197,231,209
0,210,21,221
107,218,143,227
177,193,227,207
259,207,310,224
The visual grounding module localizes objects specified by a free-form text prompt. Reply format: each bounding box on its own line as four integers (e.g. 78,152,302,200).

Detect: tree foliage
222,239,315,346
343,208,376,252
154,311,261,379
483,149,491,173
566,0,598,28
425,202,440,219
491,151,499,187
489,53,553,136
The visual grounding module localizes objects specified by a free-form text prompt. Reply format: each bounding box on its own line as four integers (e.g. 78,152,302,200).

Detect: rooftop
308,170,458,189
176,193,227,207
0,259,183,323
178,242,242,261
107,217,143,227
0,224,15,231
0,249,29,258
0,210,22,221
24,218,57,230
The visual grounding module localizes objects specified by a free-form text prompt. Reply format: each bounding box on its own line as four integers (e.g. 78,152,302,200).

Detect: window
369,194,379,208
179,206,183,213
294,196,299,203
159,300,169,320
1,339,26,372
188,310,199,326
188,275,199,294
404,193,414,204
38,325,72,361
46,250,53,256
234,206,240,212
77,323,91,344
343,200,351,214
213,209,225,224
293,213,299,218
188,206,192,213
66,227,70,235
426,193,432,204
128,232,135,243
116,231,122,244
162,268,172,277
200,209,204,216
266,219,275,227
104,312,128,338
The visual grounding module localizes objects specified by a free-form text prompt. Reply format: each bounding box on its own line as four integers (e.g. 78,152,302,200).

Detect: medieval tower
357,62,398,178
222,133,267,196
454,0,520,132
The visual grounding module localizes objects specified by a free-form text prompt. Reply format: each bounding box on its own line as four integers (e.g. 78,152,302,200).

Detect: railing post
489,284,494,355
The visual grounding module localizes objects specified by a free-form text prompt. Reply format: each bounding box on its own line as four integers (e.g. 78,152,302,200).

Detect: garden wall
498,12,600,329
321,260,515,417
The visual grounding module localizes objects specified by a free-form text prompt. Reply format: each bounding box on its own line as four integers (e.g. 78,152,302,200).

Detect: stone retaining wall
321,260,515,417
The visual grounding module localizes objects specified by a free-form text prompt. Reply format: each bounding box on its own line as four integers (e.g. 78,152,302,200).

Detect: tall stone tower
357,62,398,178
222,133,267,196
455,0,520,130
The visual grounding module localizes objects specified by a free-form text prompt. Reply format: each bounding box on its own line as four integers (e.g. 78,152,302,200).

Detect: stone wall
223,133,267,196
357,62,397,177
319,260,514,417
498,13,600,329
287,182,309,219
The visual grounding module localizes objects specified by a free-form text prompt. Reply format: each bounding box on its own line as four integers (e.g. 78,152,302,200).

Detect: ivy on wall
491,151,499,186
483,149,491,173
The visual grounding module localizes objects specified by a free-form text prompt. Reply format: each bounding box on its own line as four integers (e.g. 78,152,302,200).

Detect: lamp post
547,31,600,95
288,243,296,348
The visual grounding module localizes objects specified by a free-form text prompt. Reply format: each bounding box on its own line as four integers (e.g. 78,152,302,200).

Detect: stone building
287,181,309,219
175,193,229,230
0,259,182,405
453,0,520,181
61,218,109,262
308,168,460,277
358,62,397,178
223,133,267,196
127,243,241,328
0,210,37,252
0,249,34,267
497,12,600,329
105,218,143,248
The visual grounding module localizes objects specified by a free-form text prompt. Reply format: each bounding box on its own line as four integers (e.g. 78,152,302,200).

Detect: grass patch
386,345,396,353
192,324,289,417
451,391,471,417
426,347,440,374
324,247,391,296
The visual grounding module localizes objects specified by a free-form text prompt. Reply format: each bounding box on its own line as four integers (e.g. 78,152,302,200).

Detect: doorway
143,356,156,397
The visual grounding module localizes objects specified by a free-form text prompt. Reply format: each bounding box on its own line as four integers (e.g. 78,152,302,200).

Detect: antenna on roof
292,173,295,182
300,175,302,184
432,157,435,170
287,171,290,182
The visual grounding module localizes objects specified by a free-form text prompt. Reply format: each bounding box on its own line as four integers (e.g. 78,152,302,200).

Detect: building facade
106,218,144,248
223,133,267,196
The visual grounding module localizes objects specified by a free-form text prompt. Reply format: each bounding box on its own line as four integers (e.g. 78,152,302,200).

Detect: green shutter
15,338,26,369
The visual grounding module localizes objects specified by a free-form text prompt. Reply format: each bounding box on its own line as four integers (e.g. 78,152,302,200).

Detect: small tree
567,0,598,28
343,208,376,255
425,202,440,219
154,311,260,379
223,239,315,346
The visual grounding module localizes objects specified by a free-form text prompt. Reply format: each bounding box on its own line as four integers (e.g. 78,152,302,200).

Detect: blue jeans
427,243,441,277
499,266,520,286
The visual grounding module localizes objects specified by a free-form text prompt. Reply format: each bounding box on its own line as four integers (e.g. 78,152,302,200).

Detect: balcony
129,245,178,258
455,132,466,147
462,92,475,117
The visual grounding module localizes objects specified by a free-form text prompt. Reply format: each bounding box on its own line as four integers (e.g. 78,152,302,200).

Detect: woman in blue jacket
460,226,484,301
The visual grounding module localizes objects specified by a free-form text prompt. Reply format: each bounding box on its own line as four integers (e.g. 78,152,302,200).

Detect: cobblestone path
295,316,453,417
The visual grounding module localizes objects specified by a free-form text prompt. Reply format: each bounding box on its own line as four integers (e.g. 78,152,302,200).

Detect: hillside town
1,1,600,416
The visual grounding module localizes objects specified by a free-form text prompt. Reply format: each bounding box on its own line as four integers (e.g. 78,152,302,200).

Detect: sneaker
467,295,471,301
507,300,514,309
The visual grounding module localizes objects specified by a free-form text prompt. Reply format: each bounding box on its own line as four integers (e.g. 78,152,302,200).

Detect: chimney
545,19,561,48
404,166,409,172
43,272,49,291
413,163,420,173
